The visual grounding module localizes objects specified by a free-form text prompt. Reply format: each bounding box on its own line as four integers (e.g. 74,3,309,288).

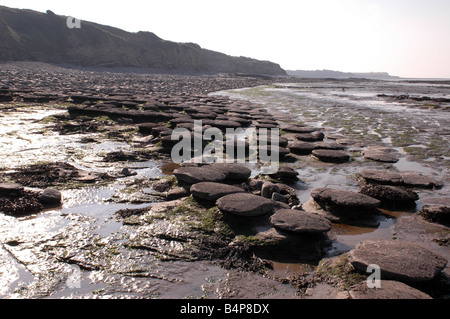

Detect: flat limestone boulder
212,120,241,130
255,122,278,129
313,141,345,150
190,182,245,201
400,172,443,189
288,142,315,155
364,150,399,163
217,193,274,217
312,149,350,163
295,132,325,142
269,209,332,234
359,169,443,189
349,281,432,299
173,166,226,185
210,163,251,181
359,184,418,209
311,188,380,213
348,239,448,283
281,124,317,133
359,169,403,185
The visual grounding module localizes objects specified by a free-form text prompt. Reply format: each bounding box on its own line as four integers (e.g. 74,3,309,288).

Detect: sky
1,0,450,78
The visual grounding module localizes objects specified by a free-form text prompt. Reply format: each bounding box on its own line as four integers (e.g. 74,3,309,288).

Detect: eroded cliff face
0,6,286,75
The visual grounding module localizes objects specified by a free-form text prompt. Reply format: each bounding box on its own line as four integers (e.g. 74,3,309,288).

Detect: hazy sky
1,0,450,78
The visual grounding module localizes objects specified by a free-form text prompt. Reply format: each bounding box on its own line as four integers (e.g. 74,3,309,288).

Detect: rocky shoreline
0,62,449,299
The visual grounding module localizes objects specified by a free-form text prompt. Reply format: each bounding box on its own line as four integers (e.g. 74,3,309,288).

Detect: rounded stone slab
288,142,315,155
359,169,403,185
173,166,226,185
400,172,443,189
217,193,274,217
349,281,432,299
269,209,332,234
295,132,325,142
212,120,241,130
312,149,350,163
360,184,418,209
281,124,317,133
364,150,399,163
313,141,346,150
348,239,448,283
190,182,245,201
359,169,443,189
210,163,251,181
311,188,380,211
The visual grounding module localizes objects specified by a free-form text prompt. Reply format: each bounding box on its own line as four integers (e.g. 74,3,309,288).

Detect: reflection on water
161,163,181,175
394,157,435,175
328,214,398,257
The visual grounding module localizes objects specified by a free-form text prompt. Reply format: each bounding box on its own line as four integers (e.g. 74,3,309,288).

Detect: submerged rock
348,239,448,283
217,193,274,217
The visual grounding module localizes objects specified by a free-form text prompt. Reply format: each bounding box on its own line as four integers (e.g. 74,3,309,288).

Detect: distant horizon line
285,69,450,81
